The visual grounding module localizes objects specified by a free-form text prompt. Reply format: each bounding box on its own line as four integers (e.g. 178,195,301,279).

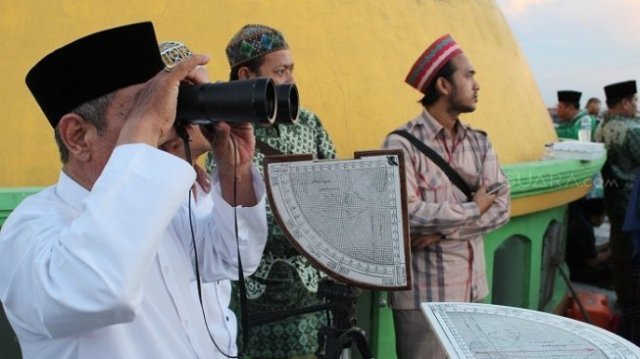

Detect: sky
495,0,640,108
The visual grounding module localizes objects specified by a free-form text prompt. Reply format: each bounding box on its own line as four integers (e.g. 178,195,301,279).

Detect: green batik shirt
555,110,597,140
594,114,640,220
208,107,336,358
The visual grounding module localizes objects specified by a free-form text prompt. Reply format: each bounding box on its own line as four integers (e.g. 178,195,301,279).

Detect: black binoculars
175,78,299,126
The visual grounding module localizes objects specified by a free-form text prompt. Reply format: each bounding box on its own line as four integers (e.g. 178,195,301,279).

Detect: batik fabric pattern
208,106,336,358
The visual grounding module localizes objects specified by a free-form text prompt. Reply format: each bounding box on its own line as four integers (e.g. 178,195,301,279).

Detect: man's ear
57,114,94,162
435,76,452,97
624,97,635,108
237,67,253,80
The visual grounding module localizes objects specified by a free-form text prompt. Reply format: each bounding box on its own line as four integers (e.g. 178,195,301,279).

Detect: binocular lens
276,84,300,124
176,78,300,126
176,78,276,125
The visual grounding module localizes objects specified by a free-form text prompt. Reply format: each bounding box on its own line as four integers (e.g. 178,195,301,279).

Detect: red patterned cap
405,34,463,94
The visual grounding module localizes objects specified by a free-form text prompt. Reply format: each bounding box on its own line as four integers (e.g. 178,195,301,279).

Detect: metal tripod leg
316,325,374,359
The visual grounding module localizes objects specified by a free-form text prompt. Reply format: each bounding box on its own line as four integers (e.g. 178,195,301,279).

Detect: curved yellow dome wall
0,0,556,187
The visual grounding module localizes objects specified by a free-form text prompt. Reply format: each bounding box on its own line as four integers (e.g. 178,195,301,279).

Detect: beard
448,86,476,113
451,98,476,113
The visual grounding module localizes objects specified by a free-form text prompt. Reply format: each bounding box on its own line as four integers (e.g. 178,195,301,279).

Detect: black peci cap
604,80,637,103
26,22,165,128
557,90,582,104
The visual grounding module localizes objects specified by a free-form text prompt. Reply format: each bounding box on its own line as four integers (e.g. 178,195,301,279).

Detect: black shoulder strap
255,139,284,156
390,130,473,200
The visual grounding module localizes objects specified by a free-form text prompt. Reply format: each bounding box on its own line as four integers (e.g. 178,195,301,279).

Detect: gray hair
54,93,114,163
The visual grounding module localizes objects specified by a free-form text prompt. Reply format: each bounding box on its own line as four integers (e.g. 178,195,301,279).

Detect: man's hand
193,163,211,194
200,122,257,206
473,185,497,214
202,122,256,176
412,234,442,250
117,54,210,148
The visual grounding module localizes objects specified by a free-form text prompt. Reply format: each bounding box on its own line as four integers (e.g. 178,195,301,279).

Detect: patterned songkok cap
26,22,164,128
225,24,289,68
159,41,193,69
405,34,463,94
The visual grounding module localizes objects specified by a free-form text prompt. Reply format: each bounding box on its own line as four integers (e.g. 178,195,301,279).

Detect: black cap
604,80,637,102
26,22,165,128
557,90,582,104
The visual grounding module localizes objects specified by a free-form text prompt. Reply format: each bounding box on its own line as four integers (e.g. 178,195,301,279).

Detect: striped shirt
383,109,510,309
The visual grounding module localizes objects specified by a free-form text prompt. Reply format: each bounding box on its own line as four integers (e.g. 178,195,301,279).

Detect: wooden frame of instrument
264,149,411,290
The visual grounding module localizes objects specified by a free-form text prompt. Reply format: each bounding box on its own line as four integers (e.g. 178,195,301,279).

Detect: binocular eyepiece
176,78,299,126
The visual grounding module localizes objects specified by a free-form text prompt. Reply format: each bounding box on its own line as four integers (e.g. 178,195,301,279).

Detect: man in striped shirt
383,34,511,359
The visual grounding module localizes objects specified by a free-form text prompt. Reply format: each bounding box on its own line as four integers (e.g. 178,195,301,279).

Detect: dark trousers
609,217,640,344
609,218,633,308
393,309,447,359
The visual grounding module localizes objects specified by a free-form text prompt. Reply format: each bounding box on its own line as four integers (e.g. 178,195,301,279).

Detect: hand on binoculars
117,53,210,148
201,122,256,175
183,65,210,86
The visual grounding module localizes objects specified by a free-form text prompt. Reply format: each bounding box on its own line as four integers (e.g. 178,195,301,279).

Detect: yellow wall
0,0,556,187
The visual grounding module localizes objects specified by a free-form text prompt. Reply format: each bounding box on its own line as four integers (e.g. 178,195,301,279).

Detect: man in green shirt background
210,24,337,359
594,80,639,343
555,90,597,141
586,97,602,123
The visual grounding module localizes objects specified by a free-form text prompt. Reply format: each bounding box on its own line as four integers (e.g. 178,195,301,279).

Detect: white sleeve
0,144,195,338
181,165,268,281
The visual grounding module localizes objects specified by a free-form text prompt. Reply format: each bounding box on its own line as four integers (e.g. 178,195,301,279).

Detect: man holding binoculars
0,22,268,358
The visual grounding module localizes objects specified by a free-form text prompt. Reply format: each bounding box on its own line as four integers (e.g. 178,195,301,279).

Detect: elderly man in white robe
0,22,267,359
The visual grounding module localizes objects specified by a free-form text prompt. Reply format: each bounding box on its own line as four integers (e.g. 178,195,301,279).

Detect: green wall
359,155,603,358
364,205,568,358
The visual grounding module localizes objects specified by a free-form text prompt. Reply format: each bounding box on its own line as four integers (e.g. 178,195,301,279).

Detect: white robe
0,144,267,358
189,181,239,358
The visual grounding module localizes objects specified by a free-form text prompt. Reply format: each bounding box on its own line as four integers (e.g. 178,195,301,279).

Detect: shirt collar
55,170,90,212
419,108,469,141
571,110,589,122
604,112,635,121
